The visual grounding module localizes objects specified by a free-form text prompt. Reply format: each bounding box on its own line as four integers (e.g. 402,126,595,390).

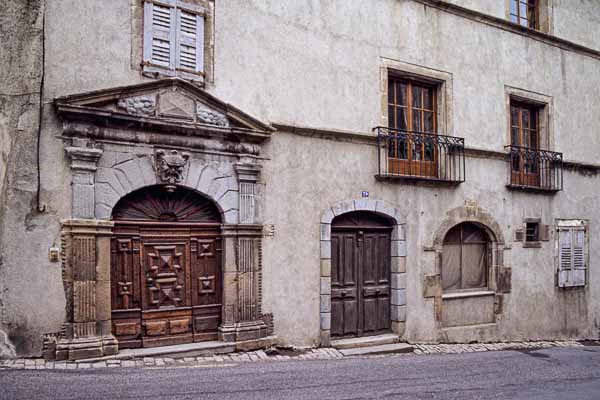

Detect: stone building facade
1,0,599,358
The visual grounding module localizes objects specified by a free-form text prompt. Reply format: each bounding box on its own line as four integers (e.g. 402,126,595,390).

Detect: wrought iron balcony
374,127,465,183
505,145,563,192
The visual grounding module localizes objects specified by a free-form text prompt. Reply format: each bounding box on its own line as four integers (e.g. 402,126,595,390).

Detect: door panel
331,226,392,339
142,243,187,310
331,234,359,337
111,235,143,348
141,308,193,347
111,225,222,348
190,237,222,341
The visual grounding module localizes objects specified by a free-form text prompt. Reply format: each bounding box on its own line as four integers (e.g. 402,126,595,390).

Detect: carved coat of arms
155,149,190,192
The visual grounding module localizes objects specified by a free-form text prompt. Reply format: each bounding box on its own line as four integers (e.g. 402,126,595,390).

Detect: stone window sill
442,290,495,300
523,241,542,248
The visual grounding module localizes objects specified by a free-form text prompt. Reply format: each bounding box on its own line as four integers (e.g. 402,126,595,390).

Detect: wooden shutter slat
175,9,204,73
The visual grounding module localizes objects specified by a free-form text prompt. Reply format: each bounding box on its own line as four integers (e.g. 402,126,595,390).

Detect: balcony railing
505,145,563,192
374,127,465,183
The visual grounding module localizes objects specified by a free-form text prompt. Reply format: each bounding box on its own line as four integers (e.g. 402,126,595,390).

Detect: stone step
83,336,277,362
331,334,400,350
339,343,414,357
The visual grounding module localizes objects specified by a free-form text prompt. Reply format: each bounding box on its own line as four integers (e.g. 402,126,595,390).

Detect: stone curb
412,340,588,355
0,348,343,370
1,341,595,369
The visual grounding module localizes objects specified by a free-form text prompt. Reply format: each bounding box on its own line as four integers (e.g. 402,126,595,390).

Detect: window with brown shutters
557,221,588,288
143,0,205,79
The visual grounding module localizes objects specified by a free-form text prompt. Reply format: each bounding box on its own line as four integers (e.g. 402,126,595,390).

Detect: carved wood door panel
111,227,223,348
111,234,143,349
141,240,193,348
190,236,222,342
331,212,392,339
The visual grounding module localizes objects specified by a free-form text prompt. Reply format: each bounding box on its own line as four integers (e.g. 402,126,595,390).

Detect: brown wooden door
111,225,222,348
110,185,223,349
331,213,392,339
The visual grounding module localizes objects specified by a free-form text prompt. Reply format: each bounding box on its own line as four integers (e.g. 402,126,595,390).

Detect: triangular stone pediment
55,78,274,137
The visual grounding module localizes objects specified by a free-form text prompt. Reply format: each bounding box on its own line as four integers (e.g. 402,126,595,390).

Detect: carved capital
65,146,103,173
154,149,190,192
235,163,261,182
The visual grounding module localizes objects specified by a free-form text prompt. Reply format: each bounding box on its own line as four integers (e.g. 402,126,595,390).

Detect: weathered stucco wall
445,0,600,51
261,132,600,345
1,0,599,355
212,0,600,162
0,0,66,358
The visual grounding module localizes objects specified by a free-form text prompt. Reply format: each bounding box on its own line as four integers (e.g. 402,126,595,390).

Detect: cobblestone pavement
0,340,594,370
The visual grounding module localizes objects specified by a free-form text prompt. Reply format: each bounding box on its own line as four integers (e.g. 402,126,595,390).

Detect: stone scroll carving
196,103,229,127
117,96,156,116
155,149,190,192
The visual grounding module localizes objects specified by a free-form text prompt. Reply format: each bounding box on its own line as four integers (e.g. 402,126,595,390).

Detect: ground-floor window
441,222,488,291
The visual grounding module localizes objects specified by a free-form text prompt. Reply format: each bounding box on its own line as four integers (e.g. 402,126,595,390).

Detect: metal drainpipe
36,0,46,213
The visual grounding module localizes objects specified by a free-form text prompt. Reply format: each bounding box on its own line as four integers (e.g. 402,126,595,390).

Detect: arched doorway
110,185,223,348
331,211,394,338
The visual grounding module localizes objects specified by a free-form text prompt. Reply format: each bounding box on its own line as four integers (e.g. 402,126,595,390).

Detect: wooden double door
331,212,392,338
111,223,222,348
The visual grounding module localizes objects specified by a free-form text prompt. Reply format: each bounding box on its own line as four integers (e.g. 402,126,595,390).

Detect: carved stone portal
155,149,190,192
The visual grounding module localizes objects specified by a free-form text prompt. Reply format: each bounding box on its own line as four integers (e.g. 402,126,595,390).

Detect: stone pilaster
218,224,268,342
54,219,117,361
65,144,103,219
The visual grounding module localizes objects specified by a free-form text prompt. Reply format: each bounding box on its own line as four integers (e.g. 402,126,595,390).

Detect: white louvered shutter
144,2,176,68
176,9,204,73
572,228,586,286
557,228,572,287
558,226,587,287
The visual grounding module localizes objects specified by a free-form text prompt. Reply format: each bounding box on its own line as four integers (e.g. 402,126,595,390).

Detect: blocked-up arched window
442,222,489,291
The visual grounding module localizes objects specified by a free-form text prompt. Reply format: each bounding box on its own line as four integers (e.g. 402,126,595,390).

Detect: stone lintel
61,219,114,236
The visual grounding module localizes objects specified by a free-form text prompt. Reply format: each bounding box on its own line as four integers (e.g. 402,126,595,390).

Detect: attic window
143,0,206,81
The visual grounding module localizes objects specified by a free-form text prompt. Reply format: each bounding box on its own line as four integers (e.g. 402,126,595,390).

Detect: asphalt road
2,346,600,400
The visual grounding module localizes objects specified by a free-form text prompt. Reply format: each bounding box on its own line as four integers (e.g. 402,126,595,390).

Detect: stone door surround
50,146,268,360
319,199,407,347
52,79,275,360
